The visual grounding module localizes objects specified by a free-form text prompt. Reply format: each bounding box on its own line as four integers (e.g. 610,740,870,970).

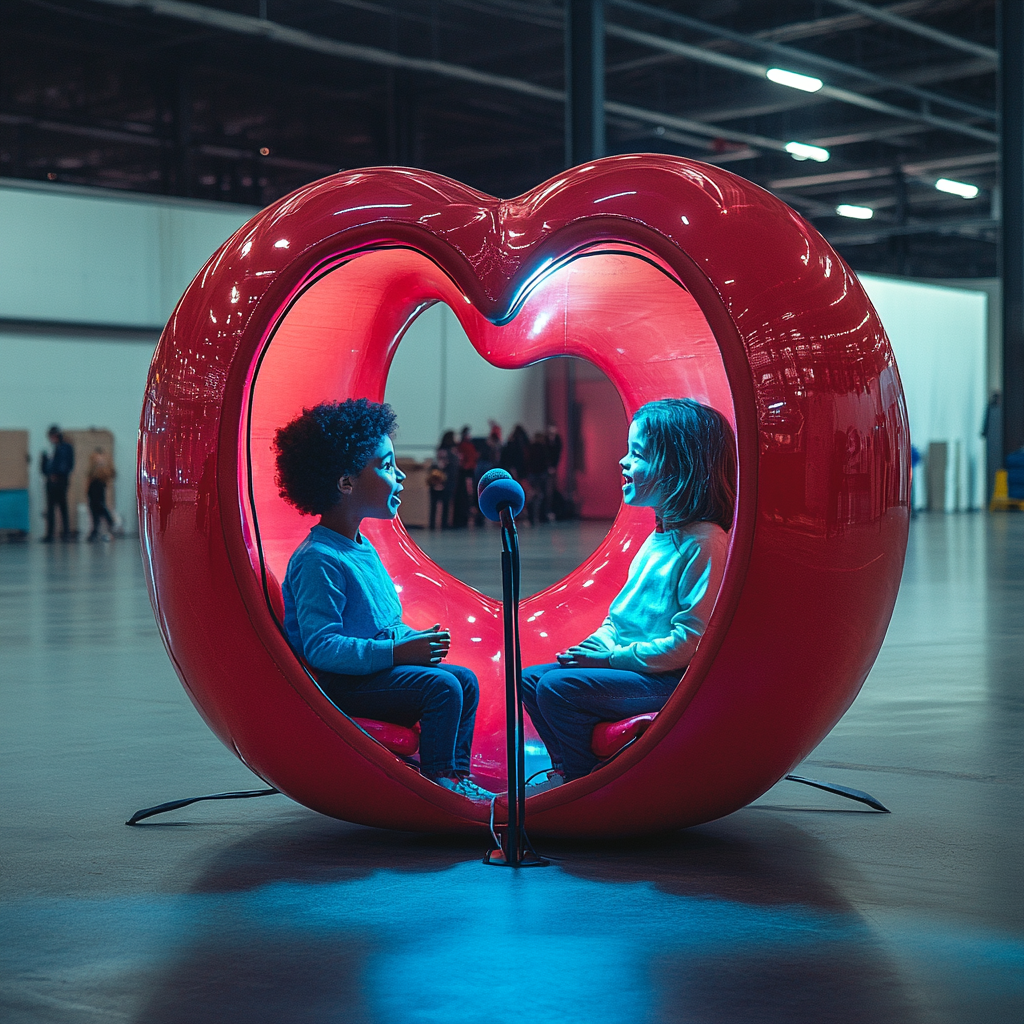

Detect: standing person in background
453,426,478,529
485,421,503,469
981,392,1002,505
502,425,530,482
429,430,459,530
544,423,563,522
524,432,549,526
472,423,502,527
86,447,116,541
40,425,74,542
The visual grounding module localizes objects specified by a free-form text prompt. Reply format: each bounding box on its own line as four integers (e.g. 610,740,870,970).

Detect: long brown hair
632,399,736,531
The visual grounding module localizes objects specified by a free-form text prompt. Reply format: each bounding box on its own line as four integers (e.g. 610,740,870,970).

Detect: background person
525,431,549,526
40,425,74,542
428,430,459,530
453,426,478,529
86,447,116,541
543,423,563,522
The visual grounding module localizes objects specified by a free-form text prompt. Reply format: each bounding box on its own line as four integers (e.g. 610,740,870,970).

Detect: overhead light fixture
836,204,874,220
766,68,824,93
785,141,830,163
935,178,979,199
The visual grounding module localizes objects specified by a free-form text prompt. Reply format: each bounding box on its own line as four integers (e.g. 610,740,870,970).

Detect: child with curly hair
274,398,492,800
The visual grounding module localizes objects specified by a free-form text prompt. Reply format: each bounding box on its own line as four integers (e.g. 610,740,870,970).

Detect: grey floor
1,514,1021,1024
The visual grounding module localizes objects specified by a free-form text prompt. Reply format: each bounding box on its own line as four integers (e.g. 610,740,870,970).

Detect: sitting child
522,398,736,785
274,398,492,800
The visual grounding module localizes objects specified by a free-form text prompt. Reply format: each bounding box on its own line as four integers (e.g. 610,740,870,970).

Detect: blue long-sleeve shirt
282,525,415,675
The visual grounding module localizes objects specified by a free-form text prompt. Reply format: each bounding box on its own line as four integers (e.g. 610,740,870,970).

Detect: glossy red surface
592,713,659,760
140,155,909,837
352,719,420,757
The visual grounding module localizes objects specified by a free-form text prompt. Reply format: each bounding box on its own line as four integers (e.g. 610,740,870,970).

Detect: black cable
126,788,280,825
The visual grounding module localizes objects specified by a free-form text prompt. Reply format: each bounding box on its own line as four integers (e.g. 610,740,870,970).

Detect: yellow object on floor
990,469,1024,511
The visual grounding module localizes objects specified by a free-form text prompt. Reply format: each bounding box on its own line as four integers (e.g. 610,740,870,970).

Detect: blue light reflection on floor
3,863,1021,1024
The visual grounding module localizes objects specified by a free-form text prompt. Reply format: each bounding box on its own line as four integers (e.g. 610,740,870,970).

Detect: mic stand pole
484,508,548,867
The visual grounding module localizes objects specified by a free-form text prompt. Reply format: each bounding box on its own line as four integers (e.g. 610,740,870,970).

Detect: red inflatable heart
140,156,910,838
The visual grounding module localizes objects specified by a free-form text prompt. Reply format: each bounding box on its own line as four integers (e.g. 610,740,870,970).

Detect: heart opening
241,242,735,783
382,298,627,596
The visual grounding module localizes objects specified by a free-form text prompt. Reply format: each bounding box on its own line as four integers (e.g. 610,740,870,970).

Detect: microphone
477,468,526,522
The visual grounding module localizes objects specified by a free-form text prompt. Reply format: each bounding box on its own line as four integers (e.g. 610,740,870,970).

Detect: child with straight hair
522,398,736,784
274,398,492,800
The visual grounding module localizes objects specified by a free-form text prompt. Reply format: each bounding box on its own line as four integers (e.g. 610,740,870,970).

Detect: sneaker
527,769,565,794
433,775,496,801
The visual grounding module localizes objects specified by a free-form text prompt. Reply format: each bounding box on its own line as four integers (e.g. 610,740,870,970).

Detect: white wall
921,277,1001,396
384,301,546,461
860,274,988,511
0,180,545,534
0,332,157,535
0,180,256,328
0,180,991,528
0,179,257,535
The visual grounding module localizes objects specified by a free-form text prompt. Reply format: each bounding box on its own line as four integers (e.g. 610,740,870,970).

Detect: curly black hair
273,399,397,516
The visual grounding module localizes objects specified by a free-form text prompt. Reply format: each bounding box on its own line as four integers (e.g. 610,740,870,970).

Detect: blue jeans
318,664,479,778
521,663,680,780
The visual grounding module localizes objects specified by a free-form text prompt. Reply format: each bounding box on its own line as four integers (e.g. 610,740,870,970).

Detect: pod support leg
784,774,890,812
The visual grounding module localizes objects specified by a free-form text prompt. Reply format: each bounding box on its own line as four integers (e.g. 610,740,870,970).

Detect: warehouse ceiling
0,0,998,277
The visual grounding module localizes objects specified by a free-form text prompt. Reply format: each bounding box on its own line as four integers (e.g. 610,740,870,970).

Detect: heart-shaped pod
140,156,910,838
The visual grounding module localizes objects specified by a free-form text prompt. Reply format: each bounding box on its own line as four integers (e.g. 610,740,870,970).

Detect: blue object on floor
0,489,29,531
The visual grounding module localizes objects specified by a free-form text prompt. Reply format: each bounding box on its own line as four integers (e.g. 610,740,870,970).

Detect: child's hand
556,646,610,669
394,624,451,666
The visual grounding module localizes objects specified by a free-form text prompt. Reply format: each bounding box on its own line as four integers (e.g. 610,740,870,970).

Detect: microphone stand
484,507,548,868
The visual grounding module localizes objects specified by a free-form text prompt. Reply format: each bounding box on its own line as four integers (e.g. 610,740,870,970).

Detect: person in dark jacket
40,426,74,542
501,424,530,480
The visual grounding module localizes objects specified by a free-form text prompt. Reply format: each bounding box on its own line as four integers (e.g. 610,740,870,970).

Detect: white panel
860,274,987,510
385,303,545,461
0,333,156,535
0,183,254,328
384,302,445,459
442,304,546,447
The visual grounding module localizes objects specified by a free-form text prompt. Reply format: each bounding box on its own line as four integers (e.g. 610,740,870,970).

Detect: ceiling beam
0,112,340,173
91,0,565,103
687,55,994,126
825,215,998,245
769,150,997,190
605,21,997,144
751,0,937,45
824,0,998,62
608,0,994,121
85,0,814,158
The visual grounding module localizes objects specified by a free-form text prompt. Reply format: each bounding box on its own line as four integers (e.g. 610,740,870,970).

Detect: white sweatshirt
584,521,728,674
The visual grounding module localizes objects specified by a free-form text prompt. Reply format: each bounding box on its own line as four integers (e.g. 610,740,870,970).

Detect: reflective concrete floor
1,515,1021,1023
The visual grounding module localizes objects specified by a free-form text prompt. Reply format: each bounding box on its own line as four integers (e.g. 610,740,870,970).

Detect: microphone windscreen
478,476,526,522
477,467,512,499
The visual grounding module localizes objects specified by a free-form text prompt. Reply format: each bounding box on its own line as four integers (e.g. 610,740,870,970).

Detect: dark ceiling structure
0,0,999,278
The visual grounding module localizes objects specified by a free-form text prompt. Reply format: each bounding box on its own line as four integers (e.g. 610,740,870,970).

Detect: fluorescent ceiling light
935,178,980,199
766,68,824,93
836,204,874,220
785,141,830,163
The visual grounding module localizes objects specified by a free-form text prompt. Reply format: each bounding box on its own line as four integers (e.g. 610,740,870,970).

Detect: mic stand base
484,841,549,868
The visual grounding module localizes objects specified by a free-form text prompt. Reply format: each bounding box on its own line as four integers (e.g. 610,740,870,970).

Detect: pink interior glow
242,244,733,779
